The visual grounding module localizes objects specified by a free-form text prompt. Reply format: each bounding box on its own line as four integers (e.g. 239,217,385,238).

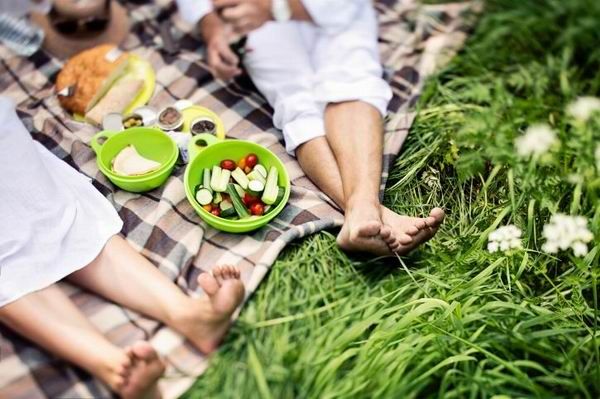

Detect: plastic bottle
0,14,44,57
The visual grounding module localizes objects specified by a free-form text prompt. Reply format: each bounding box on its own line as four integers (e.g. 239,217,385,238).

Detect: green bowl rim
184,140,291,228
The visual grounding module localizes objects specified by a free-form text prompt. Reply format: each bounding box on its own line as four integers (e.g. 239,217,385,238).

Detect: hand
200,13,242,81
213,0,272,36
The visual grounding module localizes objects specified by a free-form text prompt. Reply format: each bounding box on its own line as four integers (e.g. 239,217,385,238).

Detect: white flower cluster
567,96,600,122
487,225,523,253
515,124,557,158
541,214,594,257
423,168,440,189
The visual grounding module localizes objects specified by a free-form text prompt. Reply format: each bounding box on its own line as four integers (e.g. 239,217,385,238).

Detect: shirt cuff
176,0,213,26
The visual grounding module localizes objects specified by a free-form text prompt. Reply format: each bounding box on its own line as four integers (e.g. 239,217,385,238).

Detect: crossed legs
0,236,245,398
296,102,444,256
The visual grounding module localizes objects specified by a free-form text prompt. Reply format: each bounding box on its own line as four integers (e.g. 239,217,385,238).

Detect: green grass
184,0,600,397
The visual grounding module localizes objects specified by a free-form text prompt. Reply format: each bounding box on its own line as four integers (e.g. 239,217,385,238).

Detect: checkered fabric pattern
0,1,478,397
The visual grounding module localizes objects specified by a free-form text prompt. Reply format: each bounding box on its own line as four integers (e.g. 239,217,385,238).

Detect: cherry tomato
202,204,212,212
220,159,236,171
244,166,252,174
238,157,247,169
249,202,264,216
243,193,259,207
245,154,258,168
211,208,221,217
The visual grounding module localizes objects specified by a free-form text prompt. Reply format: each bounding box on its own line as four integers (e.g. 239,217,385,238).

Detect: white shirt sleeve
302,0,370,31
175,0,213,26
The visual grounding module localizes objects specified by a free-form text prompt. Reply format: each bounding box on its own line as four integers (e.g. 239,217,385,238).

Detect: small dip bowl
122,113,144,129
190,116,216,136
157,106,183,131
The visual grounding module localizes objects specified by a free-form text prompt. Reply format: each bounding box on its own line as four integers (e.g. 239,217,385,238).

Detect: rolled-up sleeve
302,0,370,32
176,0,213,25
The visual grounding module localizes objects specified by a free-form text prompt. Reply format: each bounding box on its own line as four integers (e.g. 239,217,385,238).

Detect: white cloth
176,0,392,154
176,0,369,31
0,97,123,307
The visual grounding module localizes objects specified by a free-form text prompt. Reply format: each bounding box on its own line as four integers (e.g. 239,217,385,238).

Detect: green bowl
91,127,178,193
184,134,291,233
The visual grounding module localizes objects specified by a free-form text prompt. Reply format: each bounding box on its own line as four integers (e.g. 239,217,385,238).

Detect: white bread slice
85,57,130,113
111,145,161,176
86,79,144,126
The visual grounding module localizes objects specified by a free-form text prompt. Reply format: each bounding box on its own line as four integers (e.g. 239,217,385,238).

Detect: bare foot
98,342,164,399
172,266,245,354
337,201,411,256
381,206,445,255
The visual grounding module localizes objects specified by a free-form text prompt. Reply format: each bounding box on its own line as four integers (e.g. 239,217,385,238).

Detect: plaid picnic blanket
0,1,478,397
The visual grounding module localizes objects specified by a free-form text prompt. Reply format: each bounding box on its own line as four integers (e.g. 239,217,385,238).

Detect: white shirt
175,0,369,31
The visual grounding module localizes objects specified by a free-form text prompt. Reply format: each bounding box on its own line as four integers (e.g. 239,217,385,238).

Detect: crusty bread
56,45,129,115
85,79,144,125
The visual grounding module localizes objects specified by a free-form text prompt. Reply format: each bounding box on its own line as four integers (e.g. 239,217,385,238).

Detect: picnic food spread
111,145,161,176
194,153,284,219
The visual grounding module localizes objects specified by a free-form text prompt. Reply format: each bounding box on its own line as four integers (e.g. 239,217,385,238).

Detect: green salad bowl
184,134,291,233
91,127,178,193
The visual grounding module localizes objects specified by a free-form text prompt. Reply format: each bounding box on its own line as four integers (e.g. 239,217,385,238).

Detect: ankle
345,195,380,215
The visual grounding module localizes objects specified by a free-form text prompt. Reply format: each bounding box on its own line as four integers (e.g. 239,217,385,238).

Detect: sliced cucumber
213,169,231,192
247,179,265,196
213,192,223,204
231,167,250,189
226,183,250,218
195,188,213,206
254,164,268,178
210,166,221,192
272,187,285,207
220,207,237,218
261,166,279,205
247,170,266,184
233,183,246,198
219,199,233,211
203,168,212,193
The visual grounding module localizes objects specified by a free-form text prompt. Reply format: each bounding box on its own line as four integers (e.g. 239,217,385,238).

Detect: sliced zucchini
261,166,279,205
233,183,246,198
254,164,268,178
195,188,213,206
210,166,221,191
219,200,233,211
213,169,231,192
213,192,223,204
226,183,250,218
203,168,212,193
231,167,250,189
247,170,266,184
247,179,265,196
220,207,237,218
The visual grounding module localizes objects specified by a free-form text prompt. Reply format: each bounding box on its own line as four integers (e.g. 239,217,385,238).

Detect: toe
198,272,220,296
430,208,445,225
404,225,420,235
380,225,392,240
397,233,413,245
131,342,158,361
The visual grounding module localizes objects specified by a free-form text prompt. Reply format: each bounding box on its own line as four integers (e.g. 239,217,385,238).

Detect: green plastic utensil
184,134,291,233
91,127,178,193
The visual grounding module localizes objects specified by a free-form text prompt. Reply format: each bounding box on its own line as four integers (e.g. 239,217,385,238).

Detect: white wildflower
541,214,594,257
515,124,558,158
423,168,440,189
487,225,523,253
567,96,600,122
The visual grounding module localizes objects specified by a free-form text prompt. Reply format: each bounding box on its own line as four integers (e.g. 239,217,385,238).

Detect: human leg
67,235,245,354
0,285,164,398
310,4,444,253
